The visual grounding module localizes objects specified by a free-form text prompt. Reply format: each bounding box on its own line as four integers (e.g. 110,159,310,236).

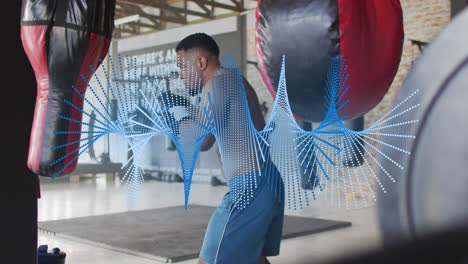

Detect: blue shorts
199,169,285,264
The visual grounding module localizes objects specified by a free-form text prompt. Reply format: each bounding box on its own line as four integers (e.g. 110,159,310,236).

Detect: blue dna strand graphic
50,54,420,210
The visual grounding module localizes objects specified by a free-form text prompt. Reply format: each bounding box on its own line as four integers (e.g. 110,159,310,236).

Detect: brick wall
366,0,451,127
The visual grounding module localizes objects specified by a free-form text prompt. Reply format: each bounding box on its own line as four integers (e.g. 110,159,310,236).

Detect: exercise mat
39,205,351,262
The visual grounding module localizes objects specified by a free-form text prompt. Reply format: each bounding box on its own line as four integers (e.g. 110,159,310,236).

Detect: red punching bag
256,0,404,122
21,0,115,176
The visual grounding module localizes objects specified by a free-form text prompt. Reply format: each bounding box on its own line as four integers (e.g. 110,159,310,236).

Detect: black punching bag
21,0,115,176
256,0,404,122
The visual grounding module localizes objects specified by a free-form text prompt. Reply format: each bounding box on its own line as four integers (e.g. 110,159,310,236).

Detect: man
175,33,284,264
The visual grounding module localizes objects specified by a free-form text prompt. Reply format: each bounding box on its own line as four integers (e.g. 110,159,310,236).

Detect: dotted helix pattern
51,54,420,210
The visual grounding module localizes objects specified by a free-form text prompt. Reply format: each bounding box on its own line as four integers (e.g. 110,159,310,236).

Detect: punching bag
21,0,115,176
256,0,404,122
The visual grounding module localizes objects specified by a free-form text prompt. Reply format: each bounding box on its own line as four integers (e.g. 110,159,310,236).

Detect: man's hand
157,91,195,136
200,133,216,151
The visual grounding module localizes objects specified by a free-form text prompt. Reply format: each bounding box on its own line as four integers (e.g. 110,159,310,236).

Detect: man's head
176,33,220,94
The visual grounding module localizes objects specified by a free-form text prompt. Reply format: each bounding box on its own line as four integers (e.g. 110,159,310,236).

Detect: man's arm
243,77,266,131
199,78,218,152
200,76,264,151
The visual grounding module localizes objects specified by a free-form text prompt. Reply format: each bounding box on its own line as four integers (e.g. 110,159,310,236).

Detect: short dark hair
176,33,220,57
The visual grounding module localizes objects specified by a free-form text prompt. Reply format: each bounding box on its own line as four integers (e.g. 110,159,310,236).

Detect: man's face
177,49,202,95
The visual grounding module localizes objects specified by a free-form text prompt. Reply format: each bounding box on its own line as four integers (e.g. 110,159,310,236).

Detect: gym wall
78,16,245,178
365,0,451,128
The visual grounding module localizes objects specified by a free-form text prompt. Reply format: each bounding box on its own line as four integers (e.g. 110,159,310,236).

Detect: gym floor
38,174,380,264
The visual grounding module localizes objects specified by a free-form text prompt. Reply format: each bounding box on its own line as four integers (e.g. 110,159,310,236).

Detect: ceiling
114,0,256,38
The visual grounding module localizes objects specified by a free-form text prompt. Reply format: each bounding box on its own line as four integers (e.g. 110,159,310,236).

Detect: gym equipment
37,245,66,264
377,7,468,246
21,0,115,176
172,173,183,183
168,173,175,183
154,173,162,181
256,0,403,122
128,105,152,134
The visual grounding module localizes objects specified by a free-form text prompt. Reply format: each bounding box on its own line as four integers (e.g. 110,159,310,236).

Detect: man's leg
199,193,234,264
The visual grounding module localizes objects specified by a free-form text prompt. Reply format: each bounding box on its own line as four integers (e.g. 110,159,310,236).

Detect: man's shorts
199,168,285,264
